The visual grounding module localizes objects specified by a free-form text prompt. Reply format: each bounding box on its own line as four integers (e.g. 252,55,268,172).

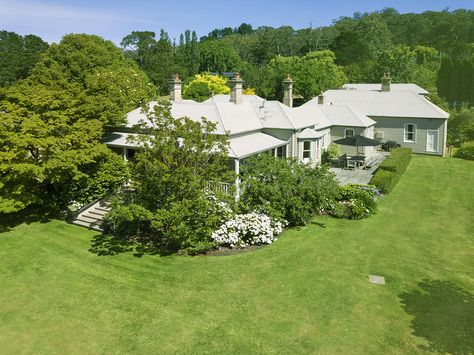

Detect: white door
426,130,438,153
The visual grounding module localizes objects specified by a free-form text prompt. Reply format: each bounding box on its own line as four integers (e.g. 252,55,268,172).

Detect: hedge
370,148,412,194
454,141,474,160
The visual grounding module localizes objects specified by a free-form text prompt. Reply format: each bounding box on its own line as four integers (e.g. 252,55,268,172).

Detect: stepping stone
369,275,385,285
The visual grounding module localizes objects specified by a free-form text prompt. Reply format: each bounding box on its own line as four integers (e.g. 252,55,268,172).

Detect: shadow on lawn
89,233,175,257
400,279,474,354
0,208,53,233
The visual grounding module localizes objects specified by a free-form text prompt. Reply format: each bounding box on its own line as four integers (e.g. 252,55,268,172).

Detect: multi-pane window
345,129,354,137
275,145,287,158
404,124,416,142
303,141,311,159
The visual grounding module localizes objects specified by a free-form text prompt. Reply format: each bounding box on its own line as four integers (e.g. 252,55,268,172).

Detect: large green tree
128,100,232,210
121,30,184,95
198,40,241,73
0,34,154,213
101,101,234,254
260,50,347,101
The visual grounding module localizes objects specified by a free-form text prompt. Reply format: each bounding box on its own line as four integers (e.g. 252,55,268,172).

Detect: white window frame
274,145,287,158
404,123,417,143
344,128,354,138
302,140,311,159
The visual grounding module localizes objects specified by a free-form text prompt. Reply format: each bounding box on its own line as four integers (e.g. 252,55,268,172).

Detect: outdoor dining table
340,154,366,169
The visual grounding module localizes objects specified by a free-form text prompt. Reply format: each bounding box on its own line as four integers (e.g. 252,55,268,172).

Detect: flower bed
211,212,285,248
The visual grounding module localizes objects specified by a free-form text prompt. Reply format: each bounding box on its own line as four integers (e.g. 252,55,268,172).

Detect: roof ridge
212,102,227,133
274,101,296,130
345,105,365,126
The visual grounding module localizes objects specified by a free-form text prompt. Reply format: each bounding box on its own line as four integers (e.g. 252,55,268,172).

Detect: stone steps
71,199,111,232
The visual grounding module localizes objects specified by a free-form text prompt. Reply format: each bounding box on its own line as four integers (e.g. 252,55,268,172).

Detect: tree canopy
0,34,154,213
183,73,230,102
260,51,347,101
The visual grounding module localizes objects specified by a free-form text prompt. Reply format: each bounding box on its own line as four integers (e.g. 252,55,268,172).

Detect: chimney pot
381,72,391,92
282,74,294,108
169,74,182,102
229,72,244,104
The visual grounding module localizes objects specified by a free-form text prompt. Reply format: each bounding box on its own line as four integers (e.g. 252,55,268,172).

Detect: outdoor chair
346,160,357,170
364,157,376,170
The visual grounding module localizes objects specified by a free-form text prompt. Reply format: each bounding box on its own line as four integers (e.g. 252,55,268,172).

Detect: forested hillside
2,8,474,104
116,8,474,104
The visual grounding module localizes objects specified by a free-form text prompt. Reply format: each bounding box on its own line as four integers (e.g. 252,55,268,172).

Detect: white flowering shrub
205,191,234,222
211,212,285,248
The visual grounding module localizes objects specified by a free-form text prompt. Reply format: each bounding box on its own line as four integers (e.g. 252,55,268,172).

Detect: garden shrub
239,155,339,226
103,192,233,255
211,212,284,248
370,148,412,194
152,194,233,254
322,143,341,163
331,184,377,219
102,203,154,241
454,141,474,160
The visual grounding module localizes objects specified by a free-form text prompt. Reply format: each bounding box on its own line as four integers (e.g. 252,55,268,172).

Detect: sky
1,0,473,44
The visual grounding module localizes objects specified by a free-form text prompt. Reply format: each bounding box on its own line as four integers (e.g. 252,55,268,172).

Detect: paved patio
330,151,389,185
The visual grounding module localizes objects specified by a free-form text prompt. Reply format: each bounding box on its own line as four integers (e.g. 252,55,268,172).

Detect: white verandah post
234,159,240,202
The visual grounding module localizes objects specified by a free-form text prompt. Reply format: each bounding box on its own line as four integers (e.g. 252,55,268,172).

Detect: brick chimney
381,72,391,92
318,94,324,105
169,74,182,102
282,74,294,108
229,72,243,104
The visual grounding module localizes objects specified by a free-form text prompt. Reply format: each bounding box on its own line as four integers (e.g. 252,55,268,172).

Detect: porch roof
103,132,140,148
228,132,288,159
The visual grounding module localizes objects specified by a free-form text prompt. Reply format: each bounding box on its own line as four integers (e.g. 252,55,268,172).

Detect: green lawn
1,155,473,354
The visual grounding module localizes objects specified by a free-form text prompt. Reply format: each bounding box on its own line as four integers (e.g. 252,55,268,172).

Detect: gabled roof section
307,90,449,119
342,83,429,95
319,105,376,127
297,128,324,139
214,102,263,135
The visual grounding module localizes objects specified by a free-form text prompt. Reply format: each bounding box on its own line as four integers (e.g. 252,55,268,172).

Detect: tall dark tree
0,31,48,87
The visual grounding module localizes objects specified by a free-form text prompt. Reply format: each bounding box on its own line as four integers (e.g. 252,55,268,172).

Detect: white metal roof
123,93,377,146
308,90,449,119
342,83,429,95
319,105,376,127
103,132,141,148
214,102,263,134
228,132,288,159
297,128,324,139
124,100,263,136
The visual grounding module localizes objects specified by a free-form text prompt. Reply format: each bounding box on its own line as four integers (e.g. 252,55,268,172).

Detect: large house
105,74,376,174
306,74,449,156
105,73,448,181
